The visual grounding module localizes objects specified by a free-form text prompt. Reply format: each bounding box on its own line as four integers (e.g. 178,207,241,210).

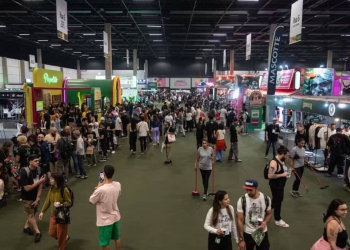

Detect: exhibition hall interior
1,0,350,250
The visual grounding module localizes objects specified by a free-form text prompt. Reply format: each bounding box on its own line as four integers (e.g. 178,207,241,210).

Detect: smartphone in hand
99,172,104,183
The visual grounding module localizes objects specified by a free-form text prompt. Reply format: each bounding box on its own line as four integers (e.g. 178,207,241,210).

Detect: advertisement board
236,75,260,89
192,78,215,87
215,75,235,89
289,0,303,44
147,78,169,88
335,71,350,96
170,78,191,89
120,76,136,88
302,68,334,96
33,68,63,88
260,69,294,90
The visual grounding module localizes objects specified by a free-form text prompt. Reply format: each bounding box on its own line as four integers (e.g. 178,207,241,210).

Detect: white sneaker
202,195,207,201
275,220,289,228
337,174,344,178
111,151,115,154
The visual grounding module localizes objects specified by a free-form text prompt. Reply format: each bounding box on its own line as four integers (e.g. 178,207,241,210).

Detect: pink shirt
89,181,121,227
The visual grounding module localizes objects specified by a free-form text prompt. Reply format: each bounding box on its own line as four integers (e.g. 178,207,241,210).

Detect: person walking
39,173,72,250
89,165,121,250
137,116,149,154
196,118,206,149
74,130,88,179
20,154,46,243
150,116,161,145
237,179,272,250
195,139,214,201
164,122,176,164
128,118,138,154
311,198,348,250
215,123,226,162
267,146,290,228
264,118,280,159
228,119,242,162
289,138,306,198
204,190,239,250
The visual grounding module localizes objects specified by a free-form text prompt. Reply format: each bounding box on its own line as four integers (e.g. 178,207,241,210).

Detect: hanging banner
212,58,214,72
103,31,108,58
289,0,303,44
223,49,226,68
29,55,36,69
267,26,284,95
126,49,129,67
205,63,207,75
246,33,251,60
56,0,68,42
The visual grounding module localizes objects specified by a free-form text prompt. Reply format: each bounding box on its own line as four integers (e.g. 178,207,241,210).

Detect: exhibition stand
246,89,264,131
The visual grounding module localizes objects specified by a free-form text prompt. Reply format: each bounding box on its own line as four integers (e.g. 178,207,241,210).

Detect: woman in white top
215,123,227,162
137,116,149,154
185,108,194,132
204,190,239,250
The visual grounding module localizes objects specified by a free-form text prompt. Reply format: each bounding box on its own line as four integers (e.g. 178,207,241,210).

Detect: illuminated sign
43,73,58,84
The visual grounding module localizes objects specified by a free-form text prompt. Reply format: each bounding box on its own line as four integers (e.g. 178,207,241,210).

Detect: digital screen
36,100,44,112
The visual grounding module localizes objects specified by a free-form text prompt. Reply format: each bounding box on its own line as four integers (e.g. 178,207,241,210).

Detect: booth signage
56,0,68,42
94,88,101,101
43,73,58,84
246,33,251,61
328,103,336,116
0,92,24,98
301,99,350,119
289,0,303,44
148,82,157,89
103,31,108,57
33,68,63,88
29,55,36,68
267,25,284,95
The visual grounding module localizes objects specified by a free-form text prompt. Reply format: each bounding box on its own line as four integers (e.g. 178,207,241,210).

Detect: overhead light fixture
82,33,96,36
264,40,269,42
38,40,48,42
279,65,283,69
208,40,220,42
265,68,268,70
51,44,61,46
82,54,89,56
203,49,212,51
149,34,162,36
153,40,162,42
195,57,202,59
64,48,73,50
88,57,95,59
69,25,82,28
219,26,234,29
320,64,324,68
73,52,82,53
112,49,118,50
341,34,350,37
0,25,6,28
213,33,227,37
159,57,166,59
147,25,161,28
95,40,103,42
19,33,30,36
302,27,306,29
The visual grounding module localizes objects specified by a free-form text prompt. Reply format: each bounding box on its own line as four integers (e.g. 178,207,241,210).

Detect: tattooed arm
326,220,340,250
268,160,288,179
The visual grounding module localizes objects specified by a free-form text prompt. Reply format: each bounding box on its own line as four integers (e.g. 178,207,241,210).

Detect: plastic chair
0,123,6,139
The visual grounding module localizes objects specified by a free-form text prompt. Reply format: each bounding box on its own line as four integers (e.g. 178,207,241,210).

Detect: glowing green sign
43,73,58,84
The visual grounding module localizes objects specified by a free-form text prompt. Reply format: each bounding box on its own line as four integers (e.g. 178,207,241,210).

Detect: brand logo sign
328,103,336,116
267,26,284,95
43,73,58,84
289,0,303,44
303,102,312,109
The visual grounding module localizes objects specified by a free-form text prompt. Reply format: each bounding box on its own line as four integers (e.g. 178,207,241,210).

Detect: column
229,50,234,75
144,60,148,79
104,23,112,80
77,60,81,79
20,60,25,83
213,60,217,78
1,57,8,88
36,49,43,68
327,50,333,68
133,49,137,76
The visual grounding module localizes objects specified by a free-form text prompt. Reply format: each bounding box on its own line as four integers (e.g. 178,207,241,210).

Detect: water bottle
283,165,291,178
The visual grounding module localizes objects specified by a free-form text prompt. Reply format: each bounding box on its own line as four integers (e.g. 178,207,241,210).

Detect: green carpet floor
0,132,349,250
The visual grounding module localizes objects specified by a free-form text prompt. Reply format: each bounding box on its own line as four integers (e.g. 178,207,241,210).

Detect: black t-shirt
99,128,107,142
205,120,219,138
20,167,44,201
17,145,32,168
106,122,115,137
230,125,238,143
196,123,205,139
265,124,280,142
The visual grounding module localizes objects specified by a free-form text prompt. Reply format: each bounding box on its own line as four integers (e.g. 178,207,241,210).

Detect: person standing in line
237,179,272,250
89,165,121,250
289,138,306,198
20,154,46,243
195,139,214,201
137,116,149,155
56,131,71,182
114,113,123,147
310,198,348,250
264,118,280,159
98,123,108,162
204,190,239,250
228,119,242,162
74,130,88,179
267,146,290,228
39,173,72,250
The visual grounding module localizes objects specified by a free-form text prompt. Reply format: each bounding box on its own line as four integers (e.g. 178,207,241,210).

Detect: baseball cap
336,128,343,132
242,179,258,190
272,118,278,121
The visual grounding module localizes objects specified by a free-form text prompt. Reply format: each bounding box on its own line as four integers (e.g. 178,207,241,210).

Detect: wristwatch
239,237,244,242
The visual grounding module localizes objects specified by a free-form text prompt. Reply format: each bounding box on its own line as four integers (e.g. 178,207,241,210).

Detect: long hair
211,190,233,226
1,141,12,155
323,198,346,222
50,173,65,191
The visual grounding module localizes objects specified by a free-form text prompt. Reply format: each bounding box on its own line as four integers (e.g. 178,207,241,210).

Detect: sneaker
275,220,289,228
202,195,207,201
66,235,70,243
93,164,97,167
290,190,298,197
34,233,42,243
100,159,107,162
111,151,115,154
17,197,22,202
17,187,21,192
326,173,331,177
153,143,157,146
80,175,88,179
87,164,91,167
141,152,144,155
264,156,268,159
295,191,303,197
235,159,242,162
23,227,34,236
337,174,344,178
75,175,81,178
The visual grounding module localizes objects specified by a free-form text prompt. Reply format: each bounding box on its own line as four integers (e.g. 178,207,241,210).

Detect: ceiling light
82,54,89,56
159,57,166,59
341,34,350,37
219,26,234,29
153,40,162,42
19,33,30,36
226,39,237,42
69,25,82,28
0,25,6,28
213,33,227,37
195,57,202,59
203,49,212,51
37,40,48,42
264,40,269,42
83,33,96,36
73,52,82,53
51,44,61,46
64,48,73,50
208,40,220,42
302,27,305,29
320,65,324,68
147,25,161,28
95,40,103,42
112,49,118,50
88,57,95,59
149,34,162,36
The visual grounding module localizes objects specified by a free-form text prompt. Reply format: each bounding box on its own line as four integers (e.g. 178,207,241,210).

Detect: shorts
99,221,120,246
23,200,38,215
115,130,121,137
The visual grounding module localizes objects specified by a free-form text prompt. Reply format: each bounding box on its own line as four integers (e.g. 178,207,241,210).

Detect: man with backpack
237,179,272,250
56,131,72,182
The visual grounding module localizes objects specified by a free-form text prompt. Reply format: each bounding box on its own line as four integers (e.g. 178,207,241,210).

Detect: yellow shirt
41,187,72,215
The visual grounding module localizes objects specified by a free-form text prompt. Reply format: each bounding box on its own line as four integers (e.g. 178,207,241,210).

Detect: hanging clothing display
317,126,331,149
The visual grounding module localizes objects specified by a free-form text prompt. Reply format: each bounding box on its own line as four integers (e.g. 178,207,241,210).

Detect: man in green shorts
89,165,121,250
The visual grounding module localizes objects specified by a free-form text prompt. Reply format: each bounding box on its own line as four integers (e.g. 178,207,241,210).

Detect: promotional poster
147,77,169,88
215,75,235,88
334,71,350,96
236,75,260,89
260,69,294,90
170,78,191,89
192,78,215,87
302,68,334,96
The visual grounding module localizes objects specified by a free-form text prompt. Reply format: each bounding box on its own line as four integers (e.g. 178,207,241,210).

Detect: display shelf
305,150,327,172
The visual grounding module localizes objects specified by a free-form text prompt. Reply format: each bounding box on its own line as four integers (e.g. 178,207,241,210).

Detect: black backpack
59,138,72,159
245,112,251,123
241,194,269,223
263,162,270,179
60,185,74,208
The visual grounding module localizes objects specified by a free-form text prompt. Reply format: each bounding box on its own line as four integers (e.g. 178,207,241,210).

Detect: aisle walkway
0,131,348,250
